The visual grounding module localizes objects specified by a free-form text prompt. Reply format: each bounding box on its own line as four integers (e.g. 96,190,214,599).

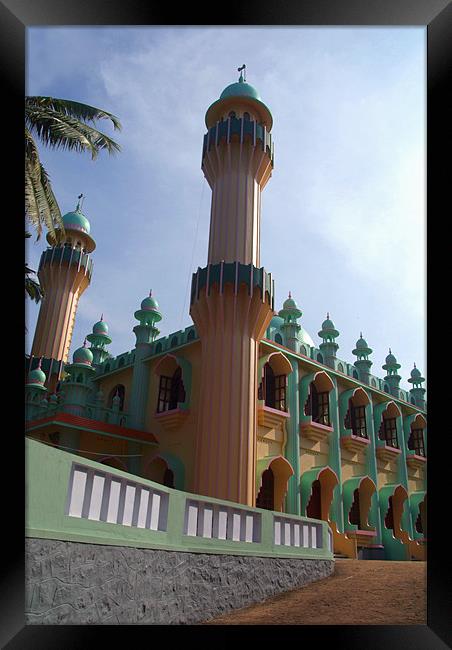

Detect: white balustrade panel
184,500,261,544
274,516,324,550
66,464,169,532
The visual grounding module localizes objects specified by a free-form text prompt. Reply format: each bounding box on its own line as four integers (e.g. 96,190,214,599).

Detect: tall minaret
190,67,275,506
31,195,96,372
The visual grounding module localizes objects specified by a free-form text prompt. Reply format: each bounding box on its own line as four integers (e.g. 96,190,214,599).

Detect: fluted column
191,279,272,505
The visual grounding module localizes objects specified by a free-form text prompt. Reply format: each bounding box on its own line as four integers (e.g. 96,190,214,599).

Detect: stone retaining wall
26,538,334,624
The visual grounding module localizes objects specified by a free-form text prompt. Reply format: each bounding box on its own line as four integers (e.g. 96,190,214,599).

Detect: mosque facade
25,70,427,561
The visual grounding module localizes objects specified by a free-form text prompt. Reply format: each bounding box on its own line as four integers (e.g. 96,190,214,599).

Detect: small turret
60,340,96,417
318,313,340,368
25,358,48,421
86,314,112,366
408,363,426,409
382,348,402,396
352,333,373,384
133,290,162,346
278,292,303,352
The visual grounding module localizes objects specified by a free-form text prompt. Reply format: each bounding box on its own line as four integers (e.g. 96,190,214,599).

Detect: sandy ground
203,559,426,625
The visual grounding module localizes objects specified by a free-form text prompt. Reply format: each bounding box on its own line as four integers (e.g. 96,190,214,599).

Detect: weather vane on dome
76,193,85,212
238,64,246,82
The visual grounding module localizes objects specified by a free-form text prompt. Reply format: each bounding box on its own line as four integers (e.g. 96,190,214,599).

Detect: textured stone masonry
25,538,334,625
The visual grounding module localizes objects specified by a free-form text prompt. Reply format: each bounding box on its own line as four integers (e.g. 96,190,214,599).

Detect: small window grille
408,428,425,457
380,417,398,448
351,404,367,438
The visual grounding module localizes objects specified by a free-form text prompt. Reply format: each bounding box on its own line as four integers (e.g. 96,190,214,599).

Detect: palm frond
25,264,44,303
26,162,62,240
26,96,122,131
26,108,121,159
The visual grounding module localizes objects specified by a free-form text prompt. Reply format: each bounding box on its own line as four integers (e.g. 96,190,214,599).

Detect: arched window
108,384,125,411
408,421,426,457
144,456,175,488
76,374,83,383
317,353,324,363
243,111,251,120
371,378,377,387
104,363,111,373
155,342,162,354
260,363,286,411
163,467,175,488
228,110,236,119
256,468,274,510
305,381,330,426
384,496,395,530
344,390,369,438
353,370,359,379
349,488,360,525
157,366,186,413
187,329,195,342
384,384,390,393
378,402,400,448
170,336,178,348
118,357,125,368
300,345,307,356
337,363,344,373
306,479,321,519
275,333,283,345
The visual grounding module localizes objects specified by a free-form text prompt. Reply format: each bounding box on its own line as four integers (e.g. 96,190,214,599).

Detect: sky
25,26,426,391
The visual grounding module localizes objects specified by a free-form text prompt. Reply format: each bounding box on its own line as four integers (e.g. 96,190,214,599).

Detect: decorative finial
83,338,88,347
360,332,363,338
389,348,392,354
288,291,291,299
75,193,84,211
37,356,43,369
149,289,152,297
100,313,104,321
327,312,330,319
238,64,246,82
414,362,416,368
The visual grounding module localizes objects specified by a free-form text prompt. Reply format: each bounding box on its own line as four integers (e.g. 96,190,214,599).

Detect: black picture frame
4,0,450,647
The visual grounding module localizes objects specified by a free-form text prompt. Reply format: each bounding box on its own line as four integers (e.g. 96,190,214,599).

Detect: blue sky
25,27,426,391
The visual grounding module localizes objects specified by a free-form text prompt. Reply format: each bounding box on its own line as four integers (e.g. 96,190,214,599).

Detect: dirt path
204,559,426,625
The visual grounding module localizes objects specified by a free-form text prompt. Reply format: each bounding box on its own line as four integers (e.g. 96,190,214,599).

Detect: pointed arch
256,455,294,512
300,465,339,520
99,455,127,472
107,384,125,411
343,476,377,531
154,353,191,412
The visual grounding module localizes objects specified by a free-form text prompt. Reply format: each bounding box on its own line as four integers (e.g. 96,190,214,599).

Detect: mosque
25,68,427,561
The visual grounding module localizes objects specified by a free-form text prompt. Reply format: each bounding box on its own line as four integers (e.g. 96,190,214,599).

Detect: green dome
28,367,46,385
385,351,397,365
73,344,93,365
62,209,91,234
356,335,369,349
93,318,109,335
269,315,284,329
283,296,299,311
220,81,262,101
411,364,421,378
141,295,160,311
322,318,336,330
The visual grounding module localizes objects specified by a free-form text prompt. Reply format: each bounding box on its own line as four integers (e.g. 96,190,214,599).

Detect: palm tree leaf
26,108,121,159
25,155,62,240
26,96,121,131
